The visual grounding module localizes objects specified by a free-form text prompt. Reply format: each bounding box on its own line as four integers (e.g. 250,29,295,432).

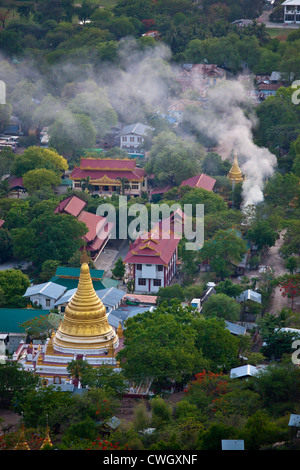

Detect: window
137,137,142,142
122,136,127,142
74,182,81,188
131,184,139,190
130,137,135,142
136,264,142,271
157,265,163,272
153,279,161,287
138,278,146,286
45,299,51,307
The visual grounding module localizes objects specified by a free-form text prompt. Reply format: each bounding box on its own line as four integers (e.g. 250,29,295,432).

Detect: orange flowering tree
275,274,300,310
184,370,230,416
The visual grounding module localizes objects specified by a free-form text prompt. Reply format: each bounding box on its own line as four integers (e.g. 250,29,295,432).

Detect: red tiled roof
78,210,108,243
54,195,86,217
79,158,137,170
70,167,145,182
0,219,5,228
150,185,171,195
9,177,24,189
124,228,179,266
258,83,281,91
180,173,216,191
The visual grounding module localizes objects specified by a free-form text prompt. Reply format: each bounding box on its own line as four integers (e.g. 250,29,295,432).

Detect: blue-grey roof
97,287,125,308
225,321,246,336
119,123,152,136
222,440,244,450
54,288,77,306
24,282,66,300
54,287,125,309
237,289,262,304
108,305,154,329
289,414,300,427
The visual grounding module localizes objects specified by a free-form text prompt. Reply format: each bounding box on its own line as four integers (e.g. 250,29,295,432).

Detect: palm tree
80,176,93,194
116,176,130,195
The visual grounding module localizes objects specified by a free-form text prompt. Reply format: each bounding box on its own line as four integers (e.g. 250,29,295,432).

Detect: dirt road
262,233,290,314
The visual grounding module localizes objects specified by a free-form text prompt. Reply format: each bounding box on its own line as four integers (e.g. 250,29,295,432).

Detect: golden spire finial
80,247,89,265
117,321,124,339
40,427,53,450
228,151,244,182
15,418,30,450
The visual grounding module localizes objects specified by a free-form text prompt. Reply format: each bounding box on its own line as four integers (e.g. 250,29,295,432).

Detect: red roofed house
70,158,147,197
54,195,114,261
0,219,5,229
124,225,180,294
180,173,216,192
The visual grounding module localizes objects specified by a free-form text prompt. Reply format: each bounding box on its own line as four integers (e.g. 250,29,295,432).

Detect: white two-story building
282,0,300,23
124,229,179,294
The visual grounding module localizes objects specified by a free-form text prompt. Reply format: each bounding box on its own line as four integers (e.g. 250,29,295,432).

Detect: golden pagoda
18,261,122,386
227,152,244,183
53,262,118,352
14,424,30,451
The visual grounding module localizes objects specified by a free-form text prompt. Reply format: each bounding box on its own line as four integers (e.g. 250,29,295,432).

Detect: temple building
227,152,245,184
70,157,147,197
13,261,124,386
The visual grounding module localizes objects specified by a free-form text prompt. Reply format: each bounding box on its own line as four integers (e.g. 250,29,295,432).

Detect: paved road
258,10,300,29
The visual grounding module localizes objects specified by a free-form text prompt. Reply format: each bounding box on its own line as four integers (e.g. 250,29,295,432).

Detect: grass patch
267,27,297,42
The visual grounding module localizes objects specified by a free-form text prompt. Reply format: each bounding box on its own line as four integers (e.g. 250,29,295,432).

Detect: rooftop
24,282,66,300
180,173,216,192
0,308,49,333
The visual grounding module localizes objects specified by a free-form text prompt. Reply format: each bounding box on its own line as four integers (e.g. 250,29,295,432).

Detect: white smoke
184,79,277,207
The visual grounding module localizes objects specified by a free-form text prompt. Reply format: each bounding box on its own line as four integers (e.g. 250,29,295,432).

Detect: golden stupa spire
228,151,244,183
40,420,53,450
14,421,30,451
53,262,118,351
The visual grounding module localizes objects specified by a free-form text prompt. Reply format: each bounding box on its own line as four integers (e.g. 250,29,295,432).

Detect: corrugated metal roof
222,440,244,450
0,308,49,333
225,321,246,336
230,364,261,379
24,282,66,300
107,305,154,329
237,289,262,304
55,266,104,280
97,287,125,308
289,414,300,427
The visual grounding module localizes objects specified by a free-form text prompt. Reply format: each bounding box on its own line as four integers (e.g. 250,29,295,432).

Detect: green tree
39,260,60,282
146,131,204,186
193,317,240,372
12,146,68,177
22,168,61,194
202,293,241,322
181,187,227,214
247,219,278,251
117,301,209,388
0,362,40,406
0,228,12,262
0,269,30,307
12,213,87,269
199,229,247,279
112,257,126,280
157,284,185,304
215,278,244,298
49,112,96,158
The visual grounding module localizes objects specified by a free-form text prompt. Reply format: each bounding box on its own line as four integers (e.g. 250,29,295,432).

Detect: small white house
119,123,153,156
24,282,66,310
282,0,300,23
